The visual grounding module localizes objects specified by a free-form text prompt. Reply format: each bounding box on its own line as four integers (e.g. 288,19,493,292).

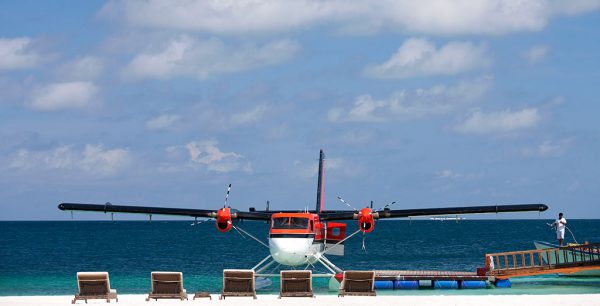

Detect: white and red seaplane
59,150,548,279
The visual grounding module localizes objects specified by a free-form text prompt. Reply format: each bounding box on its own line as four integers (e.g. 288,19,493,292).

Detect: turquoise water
1,220,600,296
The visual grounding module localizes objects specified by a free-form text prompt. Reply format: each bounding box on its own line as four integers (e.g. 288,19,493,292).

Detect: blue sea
1,220,600,296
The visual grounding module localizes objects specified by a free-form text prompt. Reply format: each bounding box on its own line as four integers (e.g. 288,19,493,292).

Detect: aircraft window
290,217,309,229
331,228,340,236
272,217,289,229
272,217,309,229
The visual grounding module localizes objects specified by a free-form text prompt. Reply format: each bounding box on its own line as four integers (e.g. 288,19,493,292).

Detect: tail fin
315,149,325,212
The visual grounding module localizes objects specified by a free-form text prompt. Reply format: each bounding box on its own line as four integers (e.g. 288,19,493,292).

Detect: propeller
195,183,232,227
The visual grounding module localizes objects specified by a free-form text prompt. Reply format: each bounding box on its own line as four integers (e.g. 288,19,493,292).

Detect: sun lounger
338,270,376,297
146,272,188,301
279,270,313,298
193,292,212,300
72,272,118,304
220,269,256,299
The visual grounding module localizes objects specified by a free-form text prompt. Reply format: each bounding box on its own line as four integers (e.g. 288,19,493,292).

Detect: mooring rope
546,222,579,244
566,226,579,244
233,225,270,248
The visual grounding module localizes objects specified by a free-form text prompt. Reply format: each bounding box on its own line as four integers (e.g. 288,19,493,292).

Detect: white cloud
365,38,490,79
185,140,251,173
191,104,270,130
523,45,550,63
0,37,40,70
57,56,104,80
522,138,573,157
9,144,129,176
268,123,288,139
455,108,541,134
30,81,99,111
100,0,336,35
146,114,180,130
100,0,600,36
329,76,493,122
436,169,461,179
229,104,267,125
123,36,299,80
548,0,600,15
434,169,483,182
79,145,130,176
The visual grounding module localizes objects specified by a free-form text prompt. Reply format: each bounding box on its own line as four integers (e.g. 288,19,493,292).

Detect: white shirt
554,217,567,231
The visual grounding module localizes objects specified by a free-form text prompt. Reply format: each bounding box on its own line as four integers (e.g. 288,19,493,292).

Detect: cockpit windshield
272,217,309,229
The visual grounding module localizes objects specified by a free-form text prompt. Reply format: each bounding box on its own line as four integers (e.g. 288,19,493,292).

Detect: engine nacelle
215,207,233,232
357,207,375,233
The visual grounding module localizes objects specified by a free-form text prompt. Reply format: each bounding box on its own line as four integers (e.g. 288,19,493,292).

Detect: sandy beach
1,294,600,306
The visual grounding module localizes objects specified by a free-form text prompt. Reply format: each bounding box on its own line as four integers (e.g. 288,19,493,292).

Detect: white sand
1,294,600,306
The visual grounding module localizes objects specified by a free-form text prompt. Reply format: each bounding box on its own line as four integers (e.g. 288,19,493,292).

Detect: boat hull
533,241,600,276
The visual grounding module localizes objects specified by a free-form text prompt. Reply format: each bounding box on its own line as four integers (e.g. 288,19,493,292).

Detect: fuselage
268,212,347,266
268,213,321,265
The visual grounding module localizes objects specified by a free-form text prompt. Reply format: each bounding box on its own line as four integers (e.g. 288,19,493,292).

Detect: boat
533,240,600,276
429,217,465,221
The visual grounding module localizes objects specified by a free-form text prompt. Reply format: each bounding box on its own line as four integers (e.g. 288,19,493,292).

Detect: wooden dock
485,243,600,279
374,270,491,281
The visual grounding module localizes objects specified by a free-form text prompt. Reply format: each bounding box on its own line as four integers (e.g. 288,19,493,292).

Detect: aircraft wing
58,203,272,220
319,203,548,220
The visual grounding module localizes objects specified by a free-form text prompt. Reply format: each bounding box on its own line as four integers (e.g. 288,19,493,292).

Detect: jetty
485,243,600,279
368,243,600,290
375,270,488,281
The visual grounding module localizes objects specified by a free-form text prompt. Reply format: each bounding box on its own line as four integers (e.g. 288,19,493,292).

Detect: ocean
1,219,600,296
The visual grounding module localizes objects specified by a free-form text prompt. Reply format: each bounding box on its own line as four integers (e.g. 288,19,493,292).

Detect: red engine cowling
215,207,232,232
358,207,374,233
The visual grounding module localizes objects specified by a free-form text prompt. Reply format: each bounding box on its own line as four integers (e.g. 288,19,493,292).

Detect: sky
0,1,599,220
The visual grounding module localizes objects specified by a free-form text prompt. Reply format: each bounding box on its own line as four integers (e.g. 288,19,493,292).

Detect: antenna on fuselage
266,200,270,212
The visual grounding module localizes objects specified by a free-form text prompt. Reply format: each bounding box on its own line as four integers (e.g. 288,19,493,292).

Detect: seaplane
58,150,548,281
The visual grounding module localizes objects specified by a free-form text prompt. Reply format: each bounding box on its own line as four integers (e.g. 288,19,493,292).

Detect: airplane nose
269,237,312,266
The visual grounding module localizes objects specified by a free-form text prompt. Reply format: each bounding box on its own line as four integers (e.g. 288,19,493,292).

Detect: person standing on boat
550,213,567,246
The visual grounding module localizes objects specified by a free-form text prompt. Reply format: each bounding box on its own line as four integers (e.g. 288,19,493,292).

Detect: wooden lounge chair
338,270,376,297
72,272,118,304
146,272,188,301
220,269,256,299
279,270,313,298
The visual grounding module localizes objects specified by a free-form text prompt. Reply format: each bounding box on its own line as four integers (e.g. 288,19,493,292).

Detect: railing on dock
485,243,600,278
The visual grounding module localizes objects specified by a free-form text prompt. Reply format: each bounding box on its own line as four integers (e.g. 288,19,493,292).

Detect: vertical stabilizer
315,149,325,212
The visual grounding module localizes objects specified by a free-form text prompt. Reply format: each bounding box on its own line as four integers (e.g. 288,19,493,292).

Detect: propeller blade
191,218,213,226
224,184,232,208
337,196,357,212
377,201,396,212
